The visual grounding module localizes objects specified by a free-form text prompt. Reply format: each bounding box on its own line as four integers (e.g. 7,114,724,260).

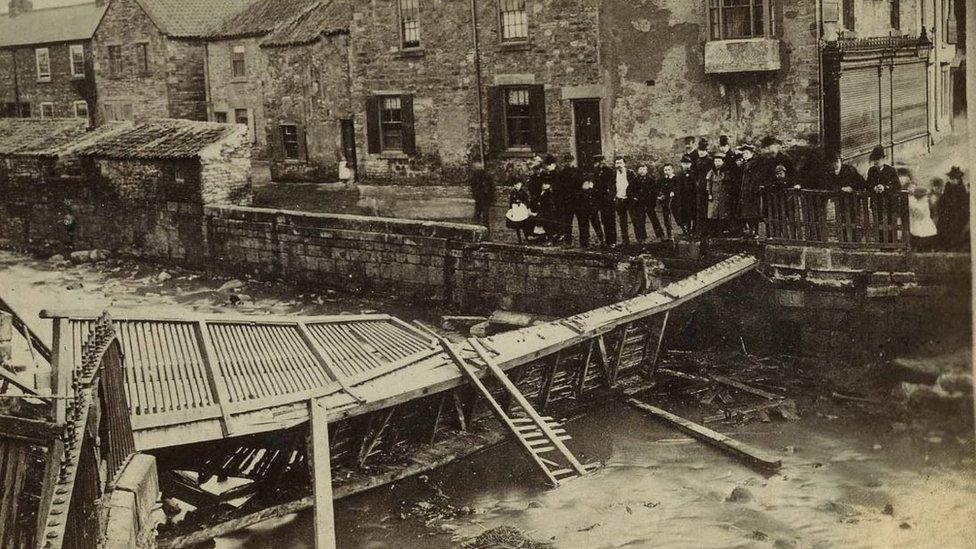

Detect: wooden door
573,100,602,164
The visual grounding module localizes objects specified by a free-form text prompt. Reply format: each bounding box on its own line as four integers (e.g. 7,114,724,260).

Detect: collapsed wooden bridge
0,254,757,549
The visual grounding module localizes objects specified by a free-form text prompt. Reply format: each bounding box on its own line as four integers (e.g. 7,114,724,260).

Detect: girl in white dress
908,185,938,251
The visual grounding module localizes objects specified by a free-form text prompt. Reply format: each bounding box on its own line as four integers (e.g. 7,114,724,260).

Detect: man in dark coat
938,166,970,251
820,152,866,192
632,163,661,241
592,155,617,245
572,174,605,248
865,146,899,194
554,152,579,243
468,161,495,231
692,138,712,235
737,145,763,236
757,136,796,184
675,154,697,235
657,163,677,240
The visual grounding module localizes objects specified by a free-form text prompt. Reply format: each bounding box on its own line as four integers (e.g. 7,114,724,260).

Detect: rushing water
217,400,976,549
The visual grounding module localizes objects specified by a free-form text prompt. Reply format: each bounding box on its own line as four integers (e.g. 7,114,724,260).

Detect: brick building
0,2,107,122
200,0,963,185
91,0,249,124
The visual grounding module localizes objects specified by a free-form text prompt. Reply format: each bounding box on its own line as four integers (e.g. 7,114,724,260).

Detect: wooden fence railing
763,189,911,249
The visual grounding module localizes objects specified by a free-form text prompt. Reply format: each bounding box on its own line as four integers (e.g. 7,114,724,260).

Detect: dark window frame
378,95,404,152
708,0,768,40
108,45,123,77
137,42,150,76
39,102,55,118
281,124,301,160
842,0,856,31
398,0,421,49
889,0,901,30
69,44,86,78
35,47,51,81
503,87,533,150
213,111,228,123
73,100,89,119
231,45,246,78
498,0,529,43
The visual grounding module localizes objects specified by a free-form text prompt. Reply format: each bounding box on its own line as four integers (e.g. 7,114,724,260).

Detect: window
235,108,248,126
504,88,532,148
69,44,85,78
499,0,528,42
137,43,150,75
174,163,186,184
708,0,766,40
379,96,404,151
231,45,246,78
889,0,900,30
398,0,421,48
213,111,228,123
941,66,951,119
39,103,54,118
487,84,547,154
281,124,300,159
73,100,89,119
35,48,51,81
842,0,855,31
108,45,123,77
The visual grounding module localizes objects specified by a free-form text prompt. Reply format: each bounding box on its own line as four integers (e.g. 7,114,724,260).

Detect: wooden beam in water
537,351,560,412
576,340,595,399
625,399,782,473
646,311,670,379
308,397,337,549
595,336,613,388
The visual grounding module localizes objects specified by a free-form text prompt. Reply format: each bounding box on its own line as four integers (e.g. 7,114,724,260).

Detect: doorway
340,118,357,178
573,99,602,164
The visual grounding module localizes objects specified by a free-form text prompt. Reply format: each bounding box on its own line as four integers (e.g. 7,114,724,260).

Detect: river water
217,400,976,549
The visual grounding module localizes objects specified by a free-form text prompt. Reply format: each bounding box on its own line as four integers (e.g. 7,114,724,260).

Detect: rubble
460,526,553,549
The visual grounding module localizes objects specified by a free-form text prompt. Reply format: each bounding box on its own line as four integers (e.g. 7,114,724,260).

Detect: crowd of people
468,136,970,252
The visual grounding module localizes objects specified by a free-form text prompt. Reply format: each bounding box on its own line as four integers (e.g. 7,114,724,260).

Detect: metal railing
763,189,910,249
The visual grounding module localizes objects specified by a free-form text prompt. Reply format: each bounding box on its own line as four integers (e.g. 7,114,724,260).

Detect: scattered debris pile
460,526,553,549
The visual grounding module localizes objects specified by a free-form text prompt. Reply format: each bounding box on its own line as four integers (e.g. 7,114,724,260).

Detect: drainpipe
470,0,486,165
11,50,20,115
815,0,824,144
203,42,213,121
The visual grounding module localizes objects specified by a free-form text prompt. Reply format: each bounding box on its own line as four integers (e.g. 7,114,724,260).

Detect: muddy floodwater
219,398,975,549
1,251,973,549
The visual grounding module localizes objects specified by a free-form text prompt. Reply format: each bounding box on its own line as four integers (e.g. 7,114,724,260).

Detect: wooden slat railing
763,189,911,249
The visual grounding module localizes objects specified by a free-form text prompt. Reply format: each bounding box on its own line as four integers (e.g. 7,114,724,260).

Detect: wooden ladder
438,337,591,487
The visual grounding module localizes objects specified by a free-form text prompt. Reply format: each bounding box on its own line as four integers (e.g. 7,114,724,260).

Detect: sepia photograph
0,0,973,548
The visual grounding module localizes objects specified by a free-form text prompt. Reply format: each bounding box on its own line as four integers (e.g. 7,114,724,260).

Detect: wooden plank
357,408,394,467
625,399,782,473
0,295,52,363
469,339,589,477
646,311,670,379
195,321,233,437
611,323,630,384
709,374,782,401
595,336,613,387
575,340,595,399
308,397,337,549
295,322,365,403
0,414,61,444
41,310,388,325
51,318,71,423
537,351,560,412
0,366,43,398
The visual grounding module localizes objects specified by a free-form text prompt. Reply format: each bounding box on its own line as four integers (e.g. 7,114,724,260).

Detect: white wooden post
308,397,336,549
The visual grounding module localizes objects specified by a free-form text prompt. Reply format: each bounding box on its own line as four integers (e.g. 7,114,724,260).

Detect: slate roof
134,0,252,38
260,0,350,48
0,118,89,157
70,119,240,159
208,0,318,39
0,2,107,48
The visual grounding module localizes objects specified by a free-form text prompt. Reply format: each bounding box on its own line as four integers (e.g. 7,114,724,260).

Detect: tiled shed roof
260,0,350,48
134,0,251,37
0,118,89,157
0,2,107,48
70,119,240,160
208,0,318,39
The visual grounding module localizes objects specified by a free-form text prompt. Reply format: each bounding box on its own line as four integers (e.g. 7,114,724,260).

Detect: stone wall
600,0,821,159
206,37,269,157
262,34,352,182
165,39,209,121
0,42,96,118
103,454,161,549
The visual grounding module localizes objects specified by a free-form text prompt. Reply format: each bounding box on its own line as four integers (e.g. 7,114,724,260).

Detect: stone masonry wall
206,37,269,157
92,0,170,123
263,34,352,182
600,0,821,160
165,39,209,121
0,41,96,118
103,454,161,549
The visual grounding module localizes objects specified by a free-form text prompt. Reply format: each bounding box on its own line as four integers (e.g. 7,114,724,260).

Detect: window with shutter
281,124,300,159
379,96,404,151
488,85,547,154
399,0,421,49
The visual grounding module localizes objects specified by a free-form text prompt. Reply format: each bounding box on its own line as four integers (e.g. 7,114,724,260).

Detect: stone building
199,0,962,185
91,0,249,124
205,0,319,161
0,2,107,122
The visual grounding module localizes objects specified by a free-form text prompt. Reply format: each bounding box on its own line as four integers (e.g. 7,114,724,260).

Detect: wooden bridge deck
40,254,758,452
